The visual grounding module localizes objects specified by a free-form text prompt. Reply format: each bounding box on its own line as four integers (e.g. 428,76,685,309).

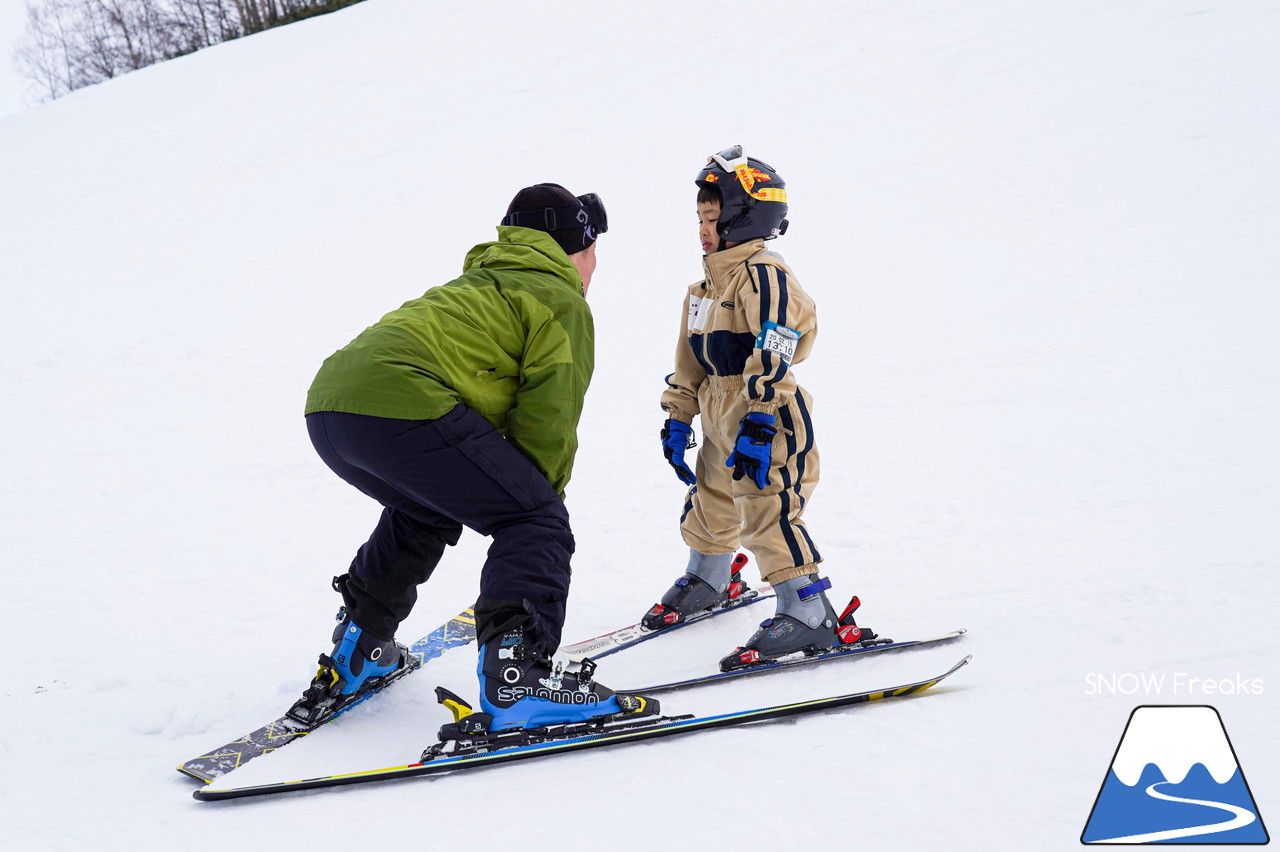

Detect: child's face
697,201,721,254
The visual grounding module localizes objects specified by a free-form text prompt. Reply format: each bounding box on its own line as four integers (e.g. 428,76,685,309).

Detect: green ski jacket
305,227,593,497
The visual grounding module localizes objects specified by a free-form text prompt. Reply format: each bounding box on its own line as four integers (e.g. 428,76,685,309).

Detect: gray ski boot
642,550,750,630
719,576,875,671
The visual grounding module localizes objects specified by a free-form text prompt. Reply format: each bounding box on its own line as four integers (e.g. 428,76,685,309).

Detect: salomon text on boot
478,626,658,732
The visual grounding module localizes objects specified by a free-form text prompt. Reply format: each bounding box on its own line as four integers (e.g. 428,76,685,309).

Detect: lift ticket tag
757,321,800,363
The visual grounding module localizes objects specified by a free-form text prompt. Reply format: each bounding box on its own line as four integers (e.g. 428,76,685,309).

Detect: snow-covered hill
2,2,1277,849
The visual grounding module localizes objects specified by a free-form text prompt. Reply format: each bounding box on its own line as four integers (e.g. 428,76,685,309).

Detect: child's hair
697,184,723,206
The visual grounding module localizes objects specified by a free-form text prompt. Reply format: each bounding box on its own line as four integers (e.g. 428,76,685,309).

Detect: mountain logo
1081,705,1269,844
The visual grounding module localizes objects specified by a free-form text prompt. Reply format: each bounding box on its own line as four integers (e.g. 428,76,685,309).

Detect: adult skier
647,146,875,671
303,183,651,730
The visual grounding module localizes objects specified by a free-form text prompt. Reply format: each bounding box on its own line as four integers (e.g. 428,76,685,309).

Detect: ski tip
903,655,971,699
944,655,972,676
912,655,971,695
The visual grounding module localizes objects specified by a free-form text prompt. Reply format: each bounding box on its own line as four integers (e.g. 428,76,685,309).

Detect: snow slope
2,1,1277,849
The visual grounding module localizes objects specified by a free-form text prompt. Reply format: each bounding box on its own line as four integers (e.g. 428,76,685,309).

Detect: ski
176,607,477,782
556,554,772,663
557,589,773,662
192,655,971,801
621,629,967,694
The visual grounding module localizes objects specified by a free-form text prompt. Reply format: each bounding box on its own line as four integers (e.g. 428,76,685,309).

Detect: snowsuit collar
702,238,768,293
464,226,585,294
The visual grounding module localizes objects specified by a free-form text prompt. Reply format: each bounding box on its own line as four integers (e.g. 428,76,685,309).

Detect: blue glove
660,419,697,486
725,412,777,489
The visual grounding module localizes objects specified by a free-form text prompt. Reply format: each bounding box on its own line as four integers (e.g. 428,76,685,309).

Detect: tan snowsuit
660,239,821,586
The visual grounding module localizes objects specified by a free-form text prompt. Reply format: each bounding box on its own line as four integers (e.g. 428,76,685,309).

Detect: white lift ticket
757,321,800,363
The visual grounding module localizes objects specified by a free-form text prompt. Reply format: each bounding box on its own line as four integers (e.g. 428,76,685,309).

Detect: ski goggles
577,193,608,239
709,145,748,175
707,145,787,204
502,192,608,240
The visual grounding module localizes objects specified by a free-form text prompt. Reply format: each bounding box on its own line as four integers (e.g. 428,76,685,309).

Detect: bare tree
13,0,365,103
14,1,76,100
167,0,239,55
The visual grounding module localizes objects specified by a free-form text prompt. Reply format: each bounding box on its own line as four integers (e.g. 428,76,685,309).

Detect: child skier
646,146,873,671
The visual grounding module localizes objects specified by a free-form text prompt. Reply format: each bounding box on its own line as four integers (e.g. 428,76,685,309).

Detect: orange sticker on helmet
732,163,784,202
750,187,787,203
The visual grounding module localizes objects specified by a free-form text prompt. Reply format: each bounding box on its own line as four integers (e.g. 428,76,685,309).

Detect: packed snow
2,1,1277,849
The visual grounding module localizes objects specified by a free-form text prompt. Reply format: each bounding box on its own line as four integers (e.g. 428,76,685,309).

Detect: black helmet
695,145,789,242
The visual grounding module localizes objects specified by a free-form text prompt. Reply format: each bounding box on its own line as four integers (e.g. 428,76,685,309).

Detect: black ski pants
306,405,573,652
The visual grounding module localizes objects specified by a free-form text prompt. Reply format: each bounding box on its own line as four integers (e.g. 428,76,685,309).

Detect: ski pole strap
797,577,831,601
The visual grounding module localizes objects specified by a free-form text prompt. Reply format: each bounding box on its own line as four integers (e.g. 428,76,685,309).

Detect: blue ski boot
325,608,404,695
288,608,411,724
719,576,877,671
477,626,657,731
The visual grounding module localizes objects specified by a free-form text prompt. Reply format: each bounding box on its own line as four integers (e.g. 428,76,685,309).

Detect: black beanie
504,183,596,257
